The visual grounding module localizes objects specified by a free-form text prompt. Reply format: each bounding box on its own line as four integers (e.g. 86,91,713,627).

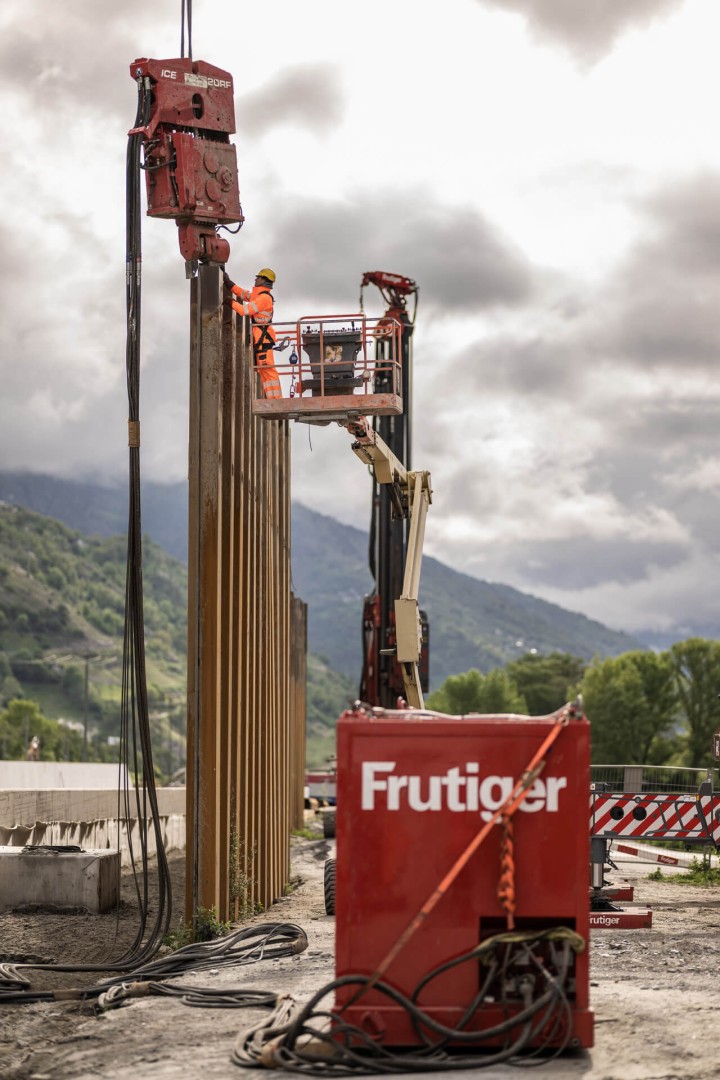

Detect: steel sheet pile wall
289,595,308,831
186,265,306,922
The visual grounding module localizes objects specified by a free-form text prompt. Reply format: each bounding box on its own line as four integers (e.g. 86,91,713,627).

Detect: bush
45,567,67,591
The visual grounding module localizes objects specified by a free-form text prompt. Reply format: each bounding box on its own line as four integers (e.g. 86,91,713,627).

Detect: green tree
427,668,527,715
670,638,720,768
0,675,23,706
504,652,586,715
581,651,677,764
0,698,84,761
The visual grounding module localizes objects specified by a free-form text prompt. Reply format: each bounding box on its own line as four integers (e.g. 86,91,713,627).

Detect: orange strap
345,708,570,1006
497,813,515,929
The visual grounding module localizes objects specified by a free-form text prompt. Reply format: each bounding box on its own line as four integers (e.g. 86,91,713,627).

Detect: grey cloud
0,1,166,119
608,402,720,455
601,173,720,370
642,174,720,275
236,64,345,135
609,291,716,367
480,0,684,61
261,192,535,314
450,172,720,384
412,171,720,622
452,334,588,400
588,405,720,555
480,535,688,591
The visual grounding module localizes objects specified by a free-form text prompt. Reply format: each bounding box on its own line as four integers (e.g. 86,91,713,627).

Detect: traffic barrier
611,841,719,868
590,792,720,846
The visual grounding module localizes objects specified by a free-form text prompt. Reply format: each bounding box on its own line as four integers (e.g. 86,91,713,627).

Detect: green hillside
306,654,356,768
0,503,187,772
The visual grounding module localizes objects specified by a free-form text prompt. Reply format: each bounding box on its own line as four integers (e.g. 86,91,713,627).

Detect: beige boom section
186,264,307,923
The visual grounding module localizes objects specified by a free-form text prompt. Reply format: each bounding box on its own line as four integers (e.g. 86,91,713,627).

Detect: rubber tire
324,858,336,916
322,810,336,839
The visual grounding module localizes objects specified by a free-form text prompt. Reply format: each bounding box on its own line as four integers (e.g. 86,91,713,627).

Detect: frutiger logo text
361,762,568,822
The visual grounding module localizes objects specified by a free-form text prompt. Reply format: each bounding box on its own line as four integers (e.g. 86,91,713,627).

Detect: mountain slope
0,472,641,689
0,472,189,562
290,503,641,686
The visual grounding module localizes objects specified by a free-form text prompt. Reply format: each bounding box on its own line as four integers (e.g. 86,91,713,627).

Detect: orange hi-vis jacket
230,284,281,399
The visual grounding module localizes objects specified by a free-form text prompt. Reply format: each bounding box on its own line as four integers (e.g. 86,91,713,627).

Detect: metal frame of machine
333,702,594,1051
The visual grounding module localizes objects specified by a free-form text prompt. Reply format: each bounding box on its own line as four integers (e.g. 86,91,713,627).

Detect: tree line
426,639,720,769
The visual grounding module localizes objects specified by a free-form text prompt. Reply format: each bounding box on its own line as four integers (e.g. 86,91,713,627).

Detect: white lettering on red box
361,762,567,821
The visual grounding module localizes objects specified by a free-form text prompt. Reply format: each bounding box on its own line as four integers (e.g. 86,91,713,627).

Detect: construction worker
223,268,281,399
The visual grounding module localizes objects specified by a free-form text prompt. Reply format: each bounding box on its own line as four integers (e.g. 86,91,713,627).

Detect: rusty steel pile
187,268,307,921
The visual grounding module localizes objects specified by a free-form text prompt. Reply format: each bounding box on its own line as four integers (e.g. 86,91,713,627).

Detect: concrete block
0,846,120,913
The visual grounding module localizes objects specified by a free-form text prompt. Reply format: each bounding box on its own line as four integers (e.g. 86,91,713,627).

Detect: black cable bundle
119,75,173,965
0,924,308,1007
232,929,583,1074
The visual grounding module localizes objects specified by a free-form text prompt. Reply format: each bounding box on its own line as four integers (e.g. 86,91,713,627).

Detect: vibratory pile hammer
129,57,242,267
332,702,594,1053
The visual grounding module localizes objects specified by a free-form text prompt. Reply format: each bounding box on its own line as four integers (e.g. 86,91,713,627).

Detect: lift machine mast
358,272,426,707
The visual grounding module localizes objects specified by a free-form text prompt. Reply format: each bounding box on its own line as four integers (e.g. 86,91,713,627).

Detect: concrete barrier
0,761,127,789
0,788,186,868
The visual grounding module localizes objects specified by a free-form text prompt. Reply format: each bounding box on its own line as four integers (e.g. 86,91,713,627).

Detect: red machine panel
144,133,240,223
334,707,593,1050
129,57,242,262
131,57,237,136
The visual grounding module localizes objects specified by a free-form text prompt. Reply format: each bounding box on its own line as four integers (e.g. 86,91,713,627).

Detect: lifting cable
181,0,193,60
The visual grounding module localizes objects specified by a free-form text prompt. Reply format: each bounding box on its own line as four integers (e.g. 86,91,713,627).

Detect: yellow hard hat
257,267,276,283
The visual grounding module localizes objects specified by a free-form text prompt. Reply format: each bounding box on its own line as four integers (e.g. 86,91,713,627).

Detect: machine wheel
324,858,336,916
322,810,336,839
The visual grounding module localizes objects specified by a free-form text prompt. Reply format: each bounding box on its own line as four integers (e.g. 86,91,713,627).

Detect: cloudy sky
1,0,719,642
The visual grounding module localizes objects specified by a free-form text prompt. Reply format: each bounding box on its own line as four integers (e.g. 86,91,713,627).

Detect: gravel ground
1,832,719,1080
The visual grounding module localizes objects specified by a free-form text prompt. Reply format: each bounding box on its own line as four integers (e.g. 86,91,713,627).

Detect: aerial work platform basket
251,314,404,423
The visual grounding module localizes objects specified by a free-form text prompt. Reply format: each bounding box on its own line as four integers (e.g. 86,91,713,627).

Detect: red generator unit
333,705,593,1054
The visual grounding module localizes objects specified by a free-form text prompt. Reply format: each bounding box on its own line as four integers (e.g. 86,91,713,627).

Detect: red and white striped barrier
609,841,719,868
590,792,720,846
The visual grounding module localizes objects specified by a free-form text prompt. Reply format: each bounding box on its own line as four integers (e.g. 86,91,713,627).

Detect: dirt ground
1,832,720,1080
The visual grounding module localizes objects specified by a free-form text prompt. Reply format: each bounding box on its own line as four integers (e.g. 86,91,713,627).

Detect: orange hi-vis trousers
256,351,282,399
253,326,281,399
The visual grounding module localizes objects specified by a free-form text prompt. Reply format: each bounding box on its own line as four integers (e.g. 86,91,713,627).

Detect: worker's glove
223,271,234,291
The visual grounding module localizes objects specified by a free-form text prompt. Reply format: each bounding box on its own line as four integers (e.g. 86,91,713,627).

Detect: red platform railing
250,313,404,421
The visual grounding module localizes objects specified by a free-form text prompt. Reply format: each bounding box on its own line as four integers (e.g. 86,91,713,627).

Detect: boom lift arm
343,417,432,709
